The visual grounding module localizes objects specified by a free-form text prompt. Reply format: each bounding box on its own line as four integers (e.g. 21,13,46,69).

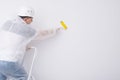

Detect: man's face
24,17,33,24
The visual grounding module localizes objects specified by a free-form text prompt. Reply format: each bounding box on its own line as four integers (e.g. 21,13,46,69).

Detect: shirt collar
15,16,27,24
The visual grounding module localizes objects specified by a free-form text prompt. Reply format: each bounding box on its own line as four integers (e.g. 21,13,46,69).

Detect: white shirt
0,17,36,63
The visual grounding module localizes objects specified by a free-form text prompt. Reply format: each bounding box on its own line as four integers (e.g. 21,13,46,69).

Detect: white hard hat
17,6,35,17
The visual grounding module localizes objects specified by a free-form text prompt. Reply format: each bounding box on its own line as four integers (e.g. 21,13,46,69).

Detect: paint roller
60,21,68,30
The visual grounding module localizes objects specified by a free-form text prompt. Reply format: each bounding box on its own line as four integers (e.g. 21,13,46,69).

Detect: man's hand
26,46,32,51
56,27,63,32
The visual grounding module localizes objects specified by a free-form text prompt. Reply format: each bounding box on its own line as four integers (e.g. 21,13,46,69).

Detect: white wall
0,0,120,80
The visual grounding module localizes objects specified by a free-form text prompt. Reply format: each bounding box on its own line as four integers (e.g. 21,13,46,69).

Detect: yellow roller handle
60,21,68,30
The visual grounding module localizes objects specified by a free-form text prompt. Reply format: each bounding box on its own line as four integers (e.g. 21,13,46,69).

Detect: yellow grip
60,21,68,30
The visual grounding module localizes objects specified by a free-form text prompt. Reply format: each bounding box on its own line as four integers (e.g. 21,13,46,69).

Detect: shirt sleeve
32,28,57,40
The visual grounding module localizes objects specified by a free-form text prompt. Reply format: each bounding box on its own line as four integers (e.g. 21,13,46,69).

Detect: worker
0,6,62,80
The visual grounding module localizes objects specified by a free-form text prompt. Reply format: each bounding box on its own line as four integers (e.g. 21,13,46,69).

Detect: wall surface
0,0,120,80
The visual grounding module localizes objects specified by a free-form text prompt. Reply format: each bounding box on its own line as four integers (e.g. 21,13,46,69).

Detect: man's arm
33,27,62,40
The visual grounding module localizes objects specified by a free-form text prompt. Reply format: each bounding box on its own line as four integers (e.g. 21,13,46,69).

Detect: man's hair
19,16,32,19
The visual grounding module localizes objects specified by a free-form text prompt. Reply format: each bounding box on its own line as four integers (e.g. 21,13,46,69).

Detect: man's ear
23,18,28,22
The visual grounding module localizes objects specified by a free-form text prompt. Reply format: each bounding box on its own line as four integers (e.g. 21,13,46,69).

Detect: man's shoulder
4,17,16,25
